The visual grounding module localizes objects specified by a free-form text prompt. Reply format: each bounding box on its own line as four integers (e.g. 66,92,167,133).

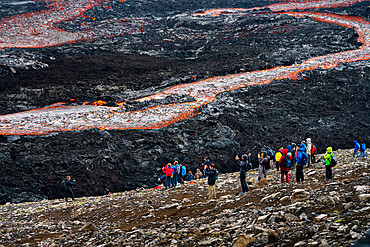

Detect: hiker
360,141,366,158
186,171,194,181
257,152,269,181
173,160,180,187
204,163,218,200
279,149,291,183
324,147,334,180
311,144,317,163
194,168,203,180
306,138,312,167
296,143,308,183
354,140,360,158
162,163,173,189
180,164,187,184
235,155,249,194
246,153,252,170
60,176,75,201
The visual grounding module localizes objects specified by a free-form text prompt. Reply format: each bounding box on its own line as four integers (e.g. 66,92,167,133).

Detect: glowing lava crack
0,1,369,135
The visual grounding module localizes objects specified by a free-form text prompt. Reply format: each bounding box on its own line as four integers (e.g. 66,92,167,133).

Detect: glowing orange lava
0,0,369,135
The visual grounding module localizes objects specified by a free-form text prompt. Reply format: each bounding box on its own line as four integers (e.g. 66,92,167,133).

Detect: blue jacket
354,140,360,151
181,166,187,176
296,143,308,166
360,143,366,152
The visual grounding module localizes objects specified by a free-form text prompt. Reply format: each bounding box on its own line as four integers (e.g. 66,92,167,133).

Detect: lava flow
0,0,369,135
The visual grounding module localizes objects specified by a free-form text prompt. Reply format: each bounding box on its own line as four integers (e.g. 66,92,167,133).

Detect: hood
354,140,358,144
300,143,306,153
281,149,288,155
287,145,292,152
306,138,311,143
327,147,333,153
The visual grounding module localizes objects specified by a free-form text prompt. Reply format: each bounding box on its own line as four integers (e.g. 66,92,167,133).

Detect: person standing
180,164,187,185
279,149,291,184
204,163,218,200
162,163,173,189
306,138,312,167
353,140,360,158
60,176,75,201
324,147,334,180
296,143,308,183
235,155,249,194
360,141,366,158
202,157,211,178
258,152,269,181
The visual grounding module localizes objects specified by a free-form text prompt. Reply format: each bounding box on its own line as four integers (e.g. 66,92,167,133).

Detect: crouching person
205,163,218,200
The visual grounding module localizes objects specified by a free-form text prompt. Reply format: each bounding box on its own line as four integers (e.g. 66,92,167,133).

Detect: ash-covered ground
0,0,369,203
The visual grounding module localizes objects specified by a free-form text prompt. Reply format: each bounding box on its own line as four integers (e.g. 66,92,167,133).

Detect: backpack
356,143,360,150
360,143,366,152
330,154,337,167
213,170,219,182
283,154,292,168
264,159,271,170
296,150,308,166
175,165,180,175
60,180,67,191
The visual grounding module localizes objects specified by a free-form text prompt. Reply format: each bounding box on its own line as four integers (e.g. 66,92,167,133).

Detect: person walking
204,163,218,200
235,155,249,194
296,143,308,183
324,147,334,180
60,176,75,201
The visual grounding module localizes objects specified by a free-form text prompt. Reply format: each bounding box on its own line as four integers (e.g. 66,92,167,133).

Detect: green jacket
324,147,333,166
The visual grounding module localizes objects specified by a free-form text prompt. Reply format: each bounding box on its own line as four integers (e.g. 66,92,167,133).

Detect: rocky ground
0,149,369,246
0,0,369,204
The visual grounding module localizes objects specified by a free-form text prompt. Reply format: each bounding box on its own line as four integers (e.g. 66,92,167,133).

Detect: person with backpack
291,143,297,165
324,147,335,180
306,138,312,167
258,152,269,181
204,163,218,200
162,163,173,189
353,140,361,158
279,149,291,184
60,176,75,201
296,143,308,183
360,142,366,158
235,155,249,194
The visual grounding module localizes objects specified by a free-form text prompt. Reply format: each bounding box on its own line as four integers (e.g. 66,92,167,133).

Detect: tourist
235,155,249,194
180,164,187,185
162,163,173,189
296,143,308,183
173,160,180,187
311,144,317,163
186,171,194,181
279,148,291,184
353,140,360,158
194,168,203,180
306,138,312,167
257,152,269,181
60,176,75,201
204,163,218,200
275,148,283,172
324,147,335,180
202,157,211,177
360,141,366,158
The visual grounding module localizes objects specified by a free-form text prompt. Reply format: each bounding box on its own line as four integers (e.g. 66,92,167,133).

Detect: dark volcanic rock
0,0,369,203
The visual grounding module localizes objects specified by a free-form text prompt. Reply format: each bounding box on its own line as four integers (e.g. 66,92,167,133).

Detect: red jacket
162,165,173,177
279,149,290,172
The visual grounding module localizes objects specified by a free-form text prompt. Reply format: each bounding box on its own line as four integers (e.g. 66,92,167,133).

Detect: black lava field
0,0,369,203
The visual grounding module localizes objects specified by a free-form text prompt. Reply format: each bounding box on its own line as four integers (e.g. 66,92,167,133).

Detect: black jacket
205,168,217,186
236,160,248,178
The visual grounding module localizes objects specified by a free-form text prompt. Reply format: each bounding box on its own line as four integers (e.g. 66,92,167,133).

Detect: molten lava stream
0,1,370,135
